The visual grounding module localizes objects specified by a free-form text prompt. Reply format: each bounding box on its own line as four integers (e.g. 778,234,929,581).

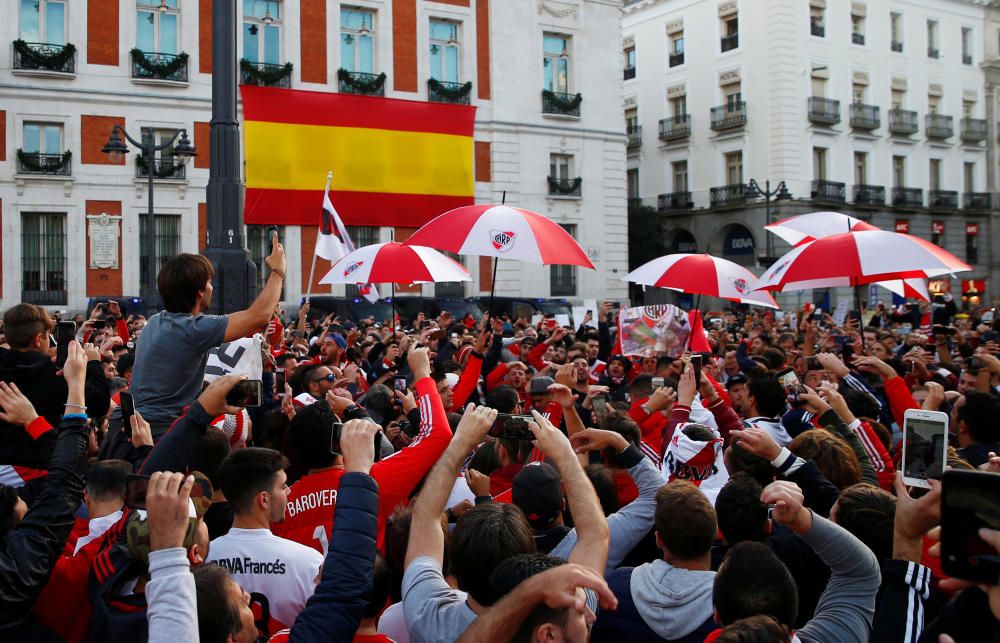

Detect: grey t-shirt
402,556,476,643
130,311,228,424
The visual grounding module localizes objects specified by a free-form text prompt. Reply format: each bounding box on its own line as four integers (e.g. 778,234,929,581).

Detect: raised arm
225,234,286,342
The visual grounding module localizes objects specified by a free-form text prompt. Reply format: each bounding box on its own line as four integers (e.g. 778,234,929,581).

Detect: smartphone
831,335,851,346
226,379,263,408
274,369,286,397
902,408,949,489
330,419,383,460
775,367,806,406
586,309,593,315
651,377,665,390
429,329,447,342
941,469,1000,583
120,391,135,437
55,321,77,369
592,395,609,425
982,330,998,344
394,376,408,393
267,225,279,244
125,474,150,510
92,319,107,331
488,414,536,441
691,355,703,384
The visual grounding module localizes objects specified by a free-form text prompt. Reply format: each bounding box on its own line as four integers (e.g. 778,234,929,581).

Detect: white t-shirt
207,527,323,629
74,510,123,554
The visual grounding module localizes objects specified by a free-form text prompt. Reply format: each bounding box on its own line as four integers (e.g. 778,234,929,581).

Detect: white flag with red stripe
317,187,379,303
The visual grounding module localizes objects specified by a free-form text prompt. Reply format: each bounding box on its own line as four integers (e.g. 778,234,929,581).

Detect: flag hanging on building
317,184,380,303
241,86,476,227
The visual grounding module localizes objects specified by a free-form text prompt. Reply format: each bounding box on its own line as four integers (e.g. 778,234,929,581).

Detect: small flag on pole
316,182,380,303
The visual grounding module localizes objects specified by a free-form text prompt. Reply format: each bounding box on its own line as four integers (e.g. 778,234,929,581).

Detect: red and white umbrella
403,204,594,268
764,211,878,246
754,230,971,292
624,254,779,308
319,242,471,286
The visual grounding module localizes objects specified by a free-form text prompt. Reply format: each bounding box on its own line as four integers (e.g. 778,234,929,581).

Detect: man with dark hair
207,447,323,633
592,479,718,641
294,363,336,403
192,564,257,643
832,483,896,562
74,459,132,553
954,391,1000,467
130,237,286,433
743,374,793,446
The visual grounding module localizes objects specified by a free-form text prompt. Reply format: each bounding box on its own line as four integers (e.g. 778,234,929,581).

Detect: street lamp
102,125,196,310
745,178,792,266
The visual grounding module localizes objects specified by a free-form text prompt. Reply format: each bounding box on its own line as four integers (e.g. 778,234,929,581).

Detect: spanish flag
241,86,476,227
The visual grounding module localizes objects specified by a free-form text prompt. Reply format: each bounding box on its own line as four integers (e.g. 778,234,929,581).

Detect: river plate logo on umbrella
731,277,748,294
343,261,364,278
490,230,517,253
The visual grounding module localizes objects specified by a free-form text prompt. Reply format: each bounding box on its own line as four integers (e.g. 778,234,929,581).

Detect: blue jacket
289,472,380,642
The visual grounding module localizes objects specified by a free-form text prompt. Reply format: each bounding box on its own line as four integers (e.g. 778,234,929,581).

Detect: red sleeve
525,341,548,371
450,354,482,412
706,397,742,444
662,404,692,457
486,363,509,391
883,375,919,429
629,399,667,455
707,375,732,408
25,416,53,440
858,420,897,491
542,401,563,428
116,317,130,344
372,377,453,503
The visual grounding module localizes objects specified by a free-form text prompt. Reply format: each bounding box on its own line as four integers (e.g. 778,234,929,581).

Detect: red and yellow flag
241,86,476,227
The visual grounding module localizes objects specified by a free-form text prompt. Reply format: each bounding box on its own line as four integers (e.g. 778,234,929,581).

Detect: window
810,6,825,37
962,27,973,64
341,8,375,73
854,152,868,184
543,34,570,93
243,0,281,65
966,233,978,264
851,12,865,45
852,83,866,104
725,85,742,109
673,160,688,192
929,159,941,192
23,122,62,155
136,127,185,178
430,20,460,83
627,169,639,200
624,46,636,78
625,108,638,132
927,20,938,58
891,88,904,109
137,0,179,54
963,100,975,118
671,95,687,117
890,12,903,51
725,151,743,185
813,147,827,181
245,225,286,295
964,162,975,192
893,155,906,187
21,212,66,305
931,221,942,246
928,95,940,114
721,17,738,51
550,224,577,296
811,76,827,98
669,32,684,67
19,0,65,44
139,214,181,286
550,153,572,181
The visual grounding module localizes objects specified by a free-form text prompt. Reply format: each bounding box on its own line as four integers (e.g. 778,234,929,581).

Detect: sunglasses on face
310,373,336,383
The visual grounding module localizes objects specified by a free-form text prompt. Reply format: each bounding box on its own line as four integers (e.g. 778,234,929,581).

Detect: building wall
0,0,627,312
624,0,997,308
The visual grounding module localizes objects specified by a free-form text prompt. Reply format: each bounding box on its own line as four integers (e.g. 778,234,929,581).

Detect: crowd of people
1,236,999,643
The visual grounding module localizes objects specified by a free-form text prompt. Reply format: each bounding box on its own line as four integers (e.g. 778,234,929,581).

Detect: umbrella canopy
764,211,878,246
754,230,971,292
319,242,471,285
403,204,594,268
624,253,779,308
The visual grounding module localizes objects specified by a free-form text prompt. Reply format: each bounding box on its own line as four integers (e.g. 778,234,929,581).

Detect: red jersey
272,377,451,553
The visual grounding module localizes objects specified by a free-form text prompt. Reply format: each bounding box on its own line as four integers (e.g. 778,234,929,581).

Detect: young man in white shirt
207,447,323,634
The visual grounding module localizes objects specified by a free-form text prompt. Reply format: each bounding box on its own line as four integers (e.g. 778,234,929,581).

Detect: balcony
338,69,386,96
964,192,992,209
626,125,642,149
891,40,903,52
542,90,582,117
852,33,865,45
961,118,987,142
892,187,923,208
627,197,643,211
963,54,973,65
854,184,885,206
850,103,880,130
239,60,292,88
12,40,75,75
547,176,582,197
428,79,472,104
16,150,72,176
710,102,747,131
659,115,691,141
658,191,693,211
669,52,685,67
710,184,747,207
929,190,958,209
721,33,739,52
807,97,841,125
888,108,919,135
624,66,636,80
925,114,954,139
811,180,846,203
811,23,825,38
135,156,186,181
928,47,939,59
131,49,188,83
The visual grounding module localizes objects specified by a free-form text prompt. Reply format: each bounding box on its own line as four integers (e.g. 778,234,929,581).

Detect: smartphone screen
488,414,536,441
119,391,135,437
55,321,77,369
92,319,107,331
394,377,408,393
274,369,286,397
226,380,263,408
775,367,805,405
651,377,665,390
902,409,949,488
592,395,609,424
941,469,1000,584
691,355,703,384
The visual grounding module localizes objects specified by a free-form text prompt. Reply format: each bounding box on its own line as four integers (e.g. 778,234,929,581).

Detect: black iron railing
542,90,582,116
925,114,953,139
721,33,738,52
850,103,880,129
960,118,987,142
893,187,923,207
929,190,958,208
12,40,75,73
711,102,747,130
852,33,865,45
239,60,292,88
963,54,973,65
135,156,186,180
659,115,691,140
658,191,693,211
22,212,66,305
808,97,840,125
963,192,991,209
811,24,825,37
710,184,747,207
16,150,72,176
627,125,642,149
854,184,885,205
547,176,582,196
928,47,939,59
338,69,386,96
891,41,903,52
427,78,472,104
669,52,684,67
131,50,188,82
623,66,636,80
888,108,919,135
811,180,846,203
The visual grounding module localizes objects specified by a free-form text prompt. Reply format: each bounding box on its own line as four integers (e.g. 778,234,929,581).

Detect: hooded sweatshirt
593,559,716,642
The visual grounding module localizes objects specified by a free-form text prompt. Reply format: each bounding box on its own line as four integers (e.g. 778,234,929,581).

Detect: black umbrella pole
487,257,499,320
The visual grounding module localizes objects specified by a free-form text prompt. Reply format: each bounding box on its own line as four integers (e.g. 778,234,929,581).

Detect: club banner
241,85,476,227
204,335,264,383
616,305,691,358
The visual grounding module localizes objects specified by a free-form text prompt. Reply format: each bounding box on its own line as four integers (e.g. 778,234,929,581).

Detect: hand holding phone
488,413,536,441
775,367,806,406
225,379,263,408
55,321,77,369
941,469,1000,584
592,395,609,425
902,409,949,489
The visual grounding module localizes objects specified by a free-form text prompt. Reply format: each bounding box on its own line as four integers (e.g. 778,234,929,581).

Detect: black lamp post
102,125,195,311
745,178,792,266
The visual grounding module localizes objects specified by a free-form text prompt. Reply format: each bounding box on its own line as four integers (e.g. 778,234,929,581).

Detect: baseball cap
725,373,748,389
529,376,556,395
512,462,563,527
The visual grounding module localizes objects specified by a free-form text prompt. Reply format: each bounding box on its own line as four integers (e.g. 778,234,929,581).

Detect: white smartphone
902,408,949,489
